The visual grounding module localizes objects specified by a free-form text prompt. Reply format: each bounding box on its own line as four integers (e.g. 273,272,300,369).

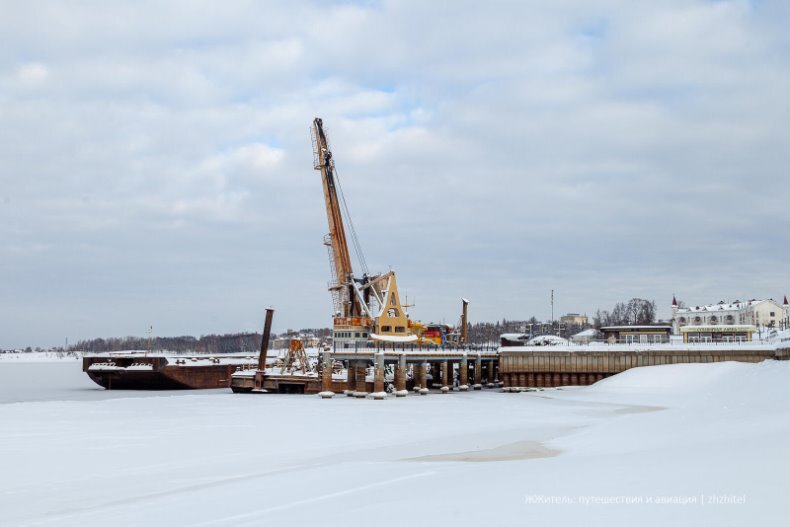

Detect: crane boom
312,118,357,317
311,117,416,349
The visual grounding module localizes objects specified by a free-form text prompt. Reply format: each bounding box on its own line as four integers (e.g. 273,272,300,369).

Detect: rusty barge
230,308,328,394
83,354,258,390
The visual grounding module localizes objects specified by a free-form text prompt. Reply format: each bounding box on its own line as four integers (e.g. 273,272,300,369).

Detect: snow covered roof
526,335,569,346
676,298,784,314
601,326,672,330
677,303,742,313
572,328,598,338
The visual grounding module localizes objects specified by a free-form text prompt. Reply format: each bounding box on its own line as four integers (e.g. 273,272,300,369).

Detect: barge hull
83,355,257,390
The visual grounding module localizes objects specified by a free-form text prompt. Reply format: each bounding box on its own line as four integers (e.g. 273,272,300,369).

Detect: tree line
595,298,657,327
71,333,264,354
71,326,337,353
468,298,658,341
71,298,657,351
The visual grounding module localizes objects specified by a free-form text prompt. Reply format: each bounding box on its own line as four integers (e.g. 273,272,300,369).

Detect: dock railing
501,340,779,352
333,341,500,354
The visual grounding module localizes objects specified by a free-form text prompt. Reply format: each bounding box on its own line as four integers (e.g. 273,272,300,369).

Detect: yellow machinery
311,118,414,349
281,339,314,374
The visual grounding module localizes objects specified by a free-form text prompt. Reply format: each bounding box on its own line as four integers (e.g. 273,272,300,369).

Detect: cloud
15,62,49,84
1,0,789,347
197,143,285,184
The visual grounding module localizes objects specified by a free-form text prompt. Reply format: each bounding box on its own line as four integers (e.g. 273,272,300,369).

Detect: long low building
601,325,672,344
680,325,755,343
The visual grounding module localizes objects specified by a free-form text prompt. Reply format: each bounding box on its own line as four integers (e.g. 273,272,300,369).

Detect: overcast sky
2,1,789,348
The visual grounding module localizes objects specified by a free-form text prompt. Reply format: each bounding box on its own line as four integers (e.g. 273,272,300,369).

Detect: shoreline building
671,296,790,338
559,313,590,328
601,325,672,344
679,325,755,343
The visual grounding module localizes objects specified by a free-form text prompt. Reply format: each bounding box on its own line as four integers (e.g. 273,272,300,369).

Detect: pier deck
499,343,789,389
232,343,790,397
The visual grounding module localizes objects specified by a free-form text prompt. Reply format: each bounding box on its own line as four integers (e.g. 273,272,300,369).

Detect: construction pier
234,334,790,398
499,344,790,390
324,348,500,398
232,341,501,396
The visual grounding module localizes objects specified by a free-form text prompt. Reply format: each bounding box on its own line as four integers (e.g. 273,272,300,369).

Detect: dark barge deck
83,354,258,390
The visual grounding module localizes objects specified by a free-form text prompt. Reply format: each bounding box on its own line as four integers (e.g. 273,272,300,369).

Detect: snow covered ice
1,359,788,526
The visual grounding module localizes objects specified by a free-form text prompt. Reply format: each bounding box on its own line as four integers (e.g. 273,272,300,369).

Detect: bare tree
596,298,657,326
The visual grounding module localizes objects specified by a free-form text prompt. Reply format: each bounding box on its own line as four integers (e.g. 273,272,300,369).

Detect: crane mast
311,117,416,350
311,118,362,320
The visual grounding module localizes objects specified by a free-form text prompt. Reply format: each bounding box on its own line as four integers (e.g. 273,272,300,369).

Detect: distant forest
71,333,264,354
72,321,577,352
71,328,332,354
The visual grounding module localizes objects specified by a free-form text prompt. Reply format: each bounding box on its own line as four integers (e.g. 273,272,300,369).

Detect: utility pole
551,289,555,335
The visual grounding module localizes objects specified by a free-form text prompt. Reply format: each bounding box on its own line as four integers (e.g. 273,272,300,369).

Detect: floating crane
311,118,415,349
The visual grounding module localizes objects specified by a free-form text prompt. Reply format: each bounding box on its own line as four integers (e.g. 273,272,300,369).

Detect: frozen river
0,360,225,404
1,358,788,526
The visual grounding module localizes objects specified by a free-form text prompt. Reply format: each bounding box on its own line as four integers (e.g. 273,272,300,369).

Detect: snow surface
1,360,788,526
526,334,570,346
0,362,228,404
572,328,598,338
370,333,419,343
0,351,81,363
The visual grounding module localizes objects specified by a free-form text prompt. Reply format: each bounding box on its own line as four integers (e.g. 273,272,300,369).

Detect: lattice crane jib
311,118,369,319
